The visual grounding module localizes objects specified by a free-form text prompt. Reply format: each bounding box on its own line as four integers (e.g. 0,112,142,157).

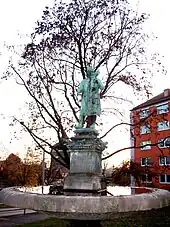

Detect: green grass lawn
17,206,170,227
0,204,13,209
16,218,68,227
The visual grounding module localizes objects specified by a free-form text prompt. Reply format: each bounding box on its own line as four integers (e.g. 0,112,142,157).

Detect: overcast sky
0,0,169,166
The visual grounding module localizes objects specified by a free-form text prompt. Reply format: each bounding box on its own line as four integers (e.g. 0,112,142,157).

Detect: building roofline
131,96,170,111
131,89,170,111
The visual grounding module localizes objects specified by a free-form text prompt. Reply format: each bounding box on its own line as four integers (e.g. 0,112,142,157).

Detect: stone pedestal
64,128,107,195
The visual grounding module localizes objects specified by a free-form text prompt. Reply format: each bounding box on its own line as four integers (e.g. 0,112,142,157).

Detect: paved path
0,209,36,217
0,207,51,226
0,208,22,212
0,213,51,227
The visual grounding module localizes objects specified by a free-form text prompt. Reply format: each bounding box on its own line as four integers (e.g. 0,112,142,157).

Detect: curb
0,209,36,217
0,207,22,212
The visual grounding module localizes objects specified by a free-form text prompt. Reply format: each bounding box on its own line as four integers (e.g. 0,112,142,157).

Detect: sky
0,0,169,167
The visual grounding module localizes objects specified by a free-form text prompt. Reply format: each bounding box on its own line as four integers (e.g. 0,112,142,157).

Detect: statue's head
86,66,99,78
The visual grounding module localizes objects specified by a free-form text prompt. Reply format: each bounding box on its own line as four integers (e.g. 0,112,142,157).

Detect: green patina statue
76,66,104,129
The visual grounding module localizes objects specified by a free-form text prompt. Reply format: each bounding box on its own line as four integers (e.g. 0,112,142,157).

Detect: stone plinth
64,128,107,195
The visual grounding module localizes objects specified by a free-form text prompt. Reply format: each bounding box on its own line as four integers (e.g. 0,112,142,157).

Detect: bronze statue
76,67,104,129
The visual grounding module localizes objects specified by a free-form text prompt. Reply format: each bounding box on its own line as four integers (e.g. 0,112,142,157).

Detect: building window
160,174,170,184
141,157,153,166
140,141,151,150
139,109,149,119
165,138,170,147
157,103,169,114
140,125,150,134
159,156,170,166
158,138,170,148
141,174,152,183
157,121,169,131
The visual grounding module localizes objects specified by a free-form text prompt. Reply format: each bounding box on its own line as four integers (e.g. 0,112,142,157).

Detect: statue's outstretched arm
97,78,104,90
77,80,84,94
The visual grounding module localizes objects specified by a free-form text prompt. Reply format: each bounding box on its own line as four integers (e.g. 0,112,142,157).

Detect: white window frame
140,125,150,134
159,156,170,166
141,174,152,183
141,157,152,167
140,141,151,150
160,174,170,184
157,121,169,131
165,138,170,147
157,103,169,114
158,138,170,148
139,108,149,119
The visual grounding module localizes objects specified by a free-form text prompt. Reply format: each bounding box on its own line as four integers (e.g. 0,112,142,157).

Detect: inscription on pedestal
70,151,101,173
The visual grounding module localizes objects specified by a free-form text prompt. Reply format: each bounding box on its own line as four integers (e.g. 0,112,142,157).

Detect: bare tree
5,0,163,169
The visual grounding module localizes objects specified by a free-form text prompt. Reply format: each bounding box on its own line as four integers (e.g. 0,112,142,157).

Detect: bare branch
102,137,170,161
100,110,156,139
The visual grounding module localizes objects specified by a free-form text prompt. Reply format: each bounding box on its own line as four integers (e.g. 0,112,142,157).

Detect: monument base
64,173,101,196
63,128,107,196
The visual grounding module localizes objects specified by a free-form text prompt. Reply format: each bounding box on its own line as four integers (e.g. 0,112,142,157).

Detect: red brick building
130,89,170,190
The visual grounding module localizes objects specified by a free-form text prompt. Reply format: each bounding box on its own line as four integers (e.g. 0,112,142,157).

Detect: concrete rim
0,186,170,220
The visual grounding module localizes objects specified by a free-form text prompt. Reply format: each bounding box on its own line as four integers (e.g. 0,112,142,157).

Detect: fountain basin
0,186,170,220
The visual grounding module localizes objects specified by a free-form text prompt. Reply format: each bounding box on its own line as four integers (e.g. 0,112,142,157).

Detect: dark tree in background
0,153,42,186
6,0,163,168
